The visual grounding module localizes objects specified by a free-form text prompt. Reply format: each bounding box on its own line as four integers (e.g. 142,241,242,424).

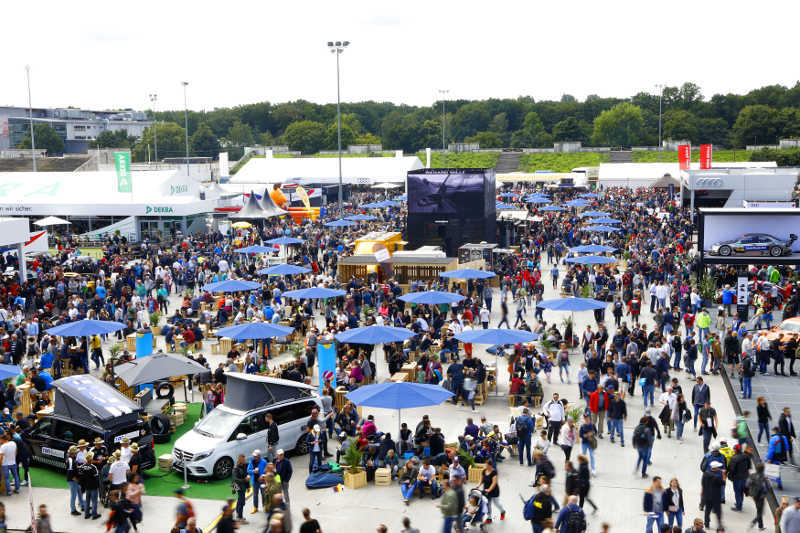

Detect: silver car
709,233,797,257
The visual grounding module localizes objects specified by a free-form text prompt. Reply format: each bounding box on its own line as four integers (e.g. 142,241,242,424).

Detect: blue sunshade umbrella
377,200,401,208
0,364,22,381
398,291,466,305
283,287,346,299
345,382,454,435
47,319,125,337
265,237,304,245
580,193,599,198
586,217,621,224
345,214,377,221
539,205,565,212
324,219,357,227
202,279,262,293
564,255,617,265
362,202,383,209
580,210,610,218
335,325,416,345
584,225,622,232
439,268,496,280
234,245,273,254
536,297,608,312
496,202,515,210
393,194,407,201
526,197,551,204
498,192,518,198
566,199,591,207
455,328,539,345
569,244,618,254
217,322,294,340
257,264,312,276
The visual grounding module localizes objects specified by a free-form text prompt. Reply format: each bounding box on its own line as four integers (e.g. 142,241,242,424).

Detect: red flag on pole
678,145,691,170
700,144,713,169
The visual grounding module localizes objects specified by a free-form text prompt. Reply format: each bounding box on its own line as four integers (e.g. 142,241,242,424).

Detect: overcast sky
3,0,798,113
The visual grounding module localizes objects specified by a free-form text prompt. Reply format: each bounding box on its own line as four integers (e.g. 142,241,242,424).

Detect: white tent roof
598,161,778,186
229,155,423,185
0,170,216,217
34,216,71,226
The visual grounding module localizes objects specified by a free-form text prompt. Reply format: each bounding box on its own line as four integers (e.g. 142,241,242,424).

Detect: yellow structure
353,231,405,257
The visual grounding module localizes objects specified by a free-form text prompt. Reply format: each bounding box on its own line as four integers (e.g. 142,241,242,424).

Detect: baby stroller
462,488,489,531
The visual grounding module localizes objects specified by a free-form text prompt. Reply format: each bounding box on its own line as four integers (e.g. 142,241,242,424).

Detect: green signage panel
115,151,132,193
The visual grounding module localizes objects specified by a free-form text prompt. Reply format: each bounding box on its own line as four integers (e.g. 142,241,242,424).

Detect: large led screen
408,170,492,216
701,213,800,257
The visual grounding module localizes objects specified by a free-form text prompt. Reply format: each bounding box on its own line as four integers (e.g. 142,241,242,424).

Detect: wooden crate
158,454,174,471
468,465,483,483
343,469,367,489
374,467,391,486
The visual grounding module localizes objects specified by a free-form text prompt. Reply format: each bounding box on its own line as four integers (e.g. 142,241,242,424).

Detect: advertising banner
408,170,487,215
219,152,229,177
737,276,749,320
115,151,132,193
317,343,337,393
700,144,713,169
678,145,691,170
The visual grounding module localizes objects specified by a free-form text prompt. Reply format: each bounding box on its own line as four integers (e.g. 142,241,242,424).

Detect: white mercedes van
173,373,322,479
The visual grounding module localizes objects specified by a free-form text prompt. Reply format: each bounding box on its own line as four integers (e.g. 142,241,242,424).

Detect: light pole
25,66,37,172
438,89,449,167
182,82,190,176
327,40,349,215
655,84,664,162
149,93,158,164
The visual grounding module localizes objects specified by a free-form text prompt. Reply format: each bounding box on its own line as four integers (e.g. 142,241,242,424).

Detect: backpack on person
516,416,529,436
565,508,586,533
632,424,649,448
523,494,537,521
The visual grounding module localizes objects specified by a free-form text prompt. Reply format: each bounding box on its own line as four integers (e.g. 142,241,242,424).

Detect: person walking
247,450,267,514
780,497,800,533
746,462,768,531
691,377,710,430
0,432,20,496
576,455,598,513
78,452,101,520
633,416,654,479
66,445,84,516
607,391,627,446
701,461,725,530
578,414,598,473
274,449,293,507
756,397,772,444
299,508,323,533
438,478,458,533
558,419,577,461
476,460,505,523
698,400,718,453
664,477,684,529
497,298,510,329
727,444,752,512
232,454,249,523
544,393,565,444
588,386,609,439
643,476,666,532
516,408,535,467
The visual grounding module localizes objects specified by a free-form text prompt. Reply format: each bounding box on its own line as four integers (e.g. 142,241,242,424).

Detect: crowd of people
0,184,799,533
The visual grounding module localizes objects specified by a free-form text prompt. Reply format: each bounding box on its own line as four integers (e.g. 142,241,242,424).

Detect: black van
26,375,155,470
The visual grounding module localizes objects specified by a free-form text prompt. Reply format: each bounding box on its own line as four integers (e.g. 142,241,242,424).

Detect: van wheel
213,457,233,479
295,435,309,455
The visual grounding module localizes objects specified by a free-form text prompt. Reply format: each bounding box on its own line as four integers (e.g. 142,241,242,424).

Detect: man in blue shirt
515,407,535,467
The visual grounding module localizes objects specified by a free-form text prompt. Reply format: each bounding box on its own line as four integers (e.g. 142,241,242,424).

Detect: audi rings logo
694,177,723,188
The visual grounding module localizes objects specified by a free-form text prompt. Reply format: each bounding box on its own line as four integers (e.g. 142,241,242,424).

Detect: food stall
392,255,458,291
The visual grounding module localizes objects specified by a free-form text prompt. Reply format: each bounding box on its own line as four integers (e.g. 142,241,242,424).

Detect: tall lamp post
327,40,349,216
655,84,664,162
182,82,190,176
149,93,158,164
438,89,449,167
25,65,37,172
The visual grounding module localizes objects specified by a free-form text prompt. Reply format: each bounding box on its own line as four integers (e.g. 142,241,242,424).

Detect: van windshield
193,408,241,439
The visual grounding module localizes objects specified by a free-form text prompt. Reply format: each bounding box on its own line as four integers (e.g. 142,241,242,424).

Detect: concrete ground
2,268,772,532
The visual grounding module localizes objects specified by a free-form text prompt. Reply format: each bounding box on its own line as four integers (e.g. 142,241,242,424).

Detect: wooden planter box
468,465,483,483
343,468,367,489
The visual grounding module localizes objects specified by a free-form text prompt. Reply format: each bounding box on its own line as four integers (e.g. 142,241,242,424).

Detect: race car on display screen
708,233,798,257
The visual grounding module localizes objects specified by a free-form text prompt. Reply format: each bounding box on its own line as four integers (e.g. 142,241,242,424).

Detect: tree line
20,82,800,159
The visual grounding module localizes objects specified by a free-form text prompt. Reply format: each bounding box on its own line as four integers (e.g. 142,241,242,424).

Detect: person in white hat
119,437,132,464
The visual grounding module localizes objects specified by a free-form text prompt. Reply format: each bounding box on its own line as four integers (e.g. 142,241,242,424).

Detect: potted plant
697,273,717,308
149,311,161,329
109,343,122,363
560,316,574,347
342,438,366,489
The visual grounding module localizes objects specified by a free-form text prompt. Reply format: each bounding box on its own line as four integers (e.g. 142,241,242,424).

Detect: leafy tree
560,94,577,103
662,110,698,142
355,132,381,145
465,131,503,148
450,102,490,141
284,120,326,154
258,131,275,146
323,122,358,150
591,103,646,147
552,117,589,143
17,123,64,155
89,129,137,149
732,105,779,147
226,121,254,147
190,123,220,158
778,108,800,138
132,122,186,162
696,118,731,147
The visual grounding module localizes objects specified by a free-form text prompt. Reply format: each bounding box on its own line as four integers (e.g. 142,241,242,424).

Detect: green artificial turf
29,402,237,500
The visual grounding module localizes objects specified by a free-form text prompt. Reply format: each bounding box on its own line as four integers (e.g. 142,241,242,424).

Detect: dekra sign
145,206,174,214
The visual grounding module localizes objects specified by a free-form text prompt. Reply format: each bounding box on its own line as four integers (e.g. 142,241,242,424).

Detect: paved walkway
2,271,772,532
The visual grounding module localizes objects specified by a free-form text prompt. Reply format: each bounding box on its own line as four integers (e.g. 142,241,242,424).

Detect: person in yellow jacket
697,309,711,345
